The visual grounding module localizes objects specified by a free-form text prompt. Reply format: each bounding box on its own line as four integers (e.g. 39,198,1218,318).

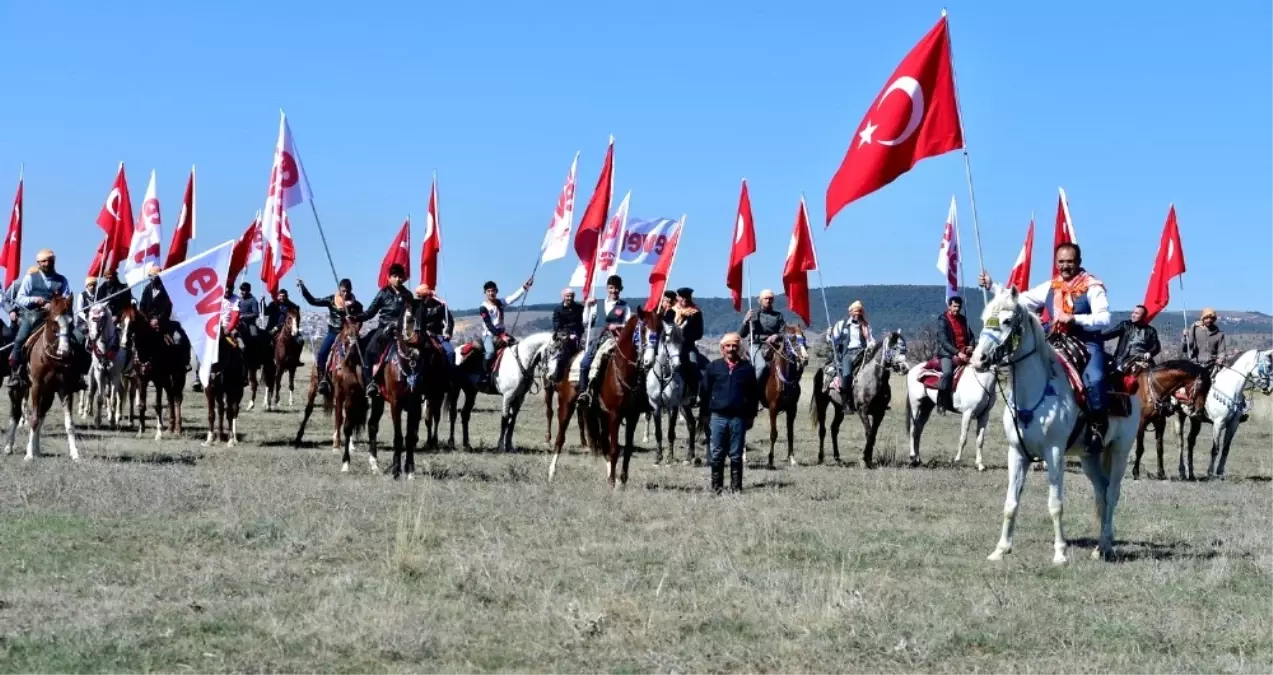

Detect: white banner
161,239,235,386
122,170,164,285
618,217,680,266
540,152,579,263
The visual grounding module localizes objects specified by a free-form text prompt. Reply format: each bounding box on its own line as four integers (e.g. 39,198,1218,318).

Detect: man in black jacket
935,296,973,413
297,278,362,396
96,270,133,317
413,283,455,363
673,287,705,403
702,332,758,494
550,288,584,383
264,288,302,337
352,264,413,397
1100,304,1161,372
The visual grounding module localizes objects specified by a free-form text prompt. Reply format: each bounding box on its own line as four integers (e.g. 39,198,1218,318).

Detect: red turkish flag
164,167,196,269
94,163,135,277
573,137,615,303
227,214,261,285
380,218,412,288
644,216,684,312
420,176,441,288
1142,204,1186,323
1051,187,1077,277
826,16,963,226
783,197,819,327
1005,217,1034,293
726,179,756,312
2,172,21,287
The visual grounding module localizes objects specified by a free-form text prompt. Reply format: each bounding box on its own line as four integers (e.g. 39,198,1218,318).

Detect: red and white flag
935,196,960,300
227,213,262,284
570,190,630,291
540,152,579,264
783,196,819,327
159,239,235,387
2,169,22,288
573,137,615,303
826,15,963,227
1142,204,1187,322
420,175,441,288
644,215,685,312
122,170,163,284
381,217,412,288
94,163,136,278
259,111,309,294
1005,217,1035,292
726,179,756,311
164,166,196,269
1051,186,1077,277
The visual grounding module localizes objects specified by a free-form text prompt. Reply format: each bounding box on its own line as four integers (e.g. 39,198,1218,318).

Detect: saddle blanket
1051,350,1137,418
567,339,616,386
917,357,967,390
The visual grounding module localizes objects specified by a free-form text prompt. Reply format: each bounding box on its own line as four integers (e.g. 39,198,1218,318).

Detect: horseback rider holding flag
739,288,786,382
577,274,629,404
478,277,534,387
9,248,80,387
297,277,362,396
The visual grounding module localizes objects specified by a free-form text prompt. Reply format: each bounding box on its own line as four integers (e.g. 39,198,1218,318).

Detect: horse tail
808,367,822,431
904,388,913,435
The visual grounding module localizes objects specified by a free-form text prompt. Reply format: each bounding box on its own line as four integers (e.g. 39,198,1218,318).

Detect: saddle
822,350,867,393
1048,332,1135,418
917,356,968,391
567,338,618,393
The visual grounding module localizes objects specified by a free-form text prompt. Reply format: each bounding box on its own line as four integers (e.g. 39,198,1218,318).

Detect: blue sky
2,1,1269,314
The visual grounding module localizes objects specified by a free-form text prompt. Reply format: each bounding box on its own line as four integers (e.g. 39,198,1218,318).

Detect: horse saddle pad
917,357,967,390
1048,334,1136,417
567,339,616,386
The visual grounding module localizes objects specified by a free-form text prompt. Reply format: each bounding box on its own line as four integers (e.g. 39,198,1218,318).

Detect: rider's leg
577,341,597,396
9,315,35,381
749,342,767,381
938,356,955,410
1084,341,1108,451
482,333,496,373
841,347,861,410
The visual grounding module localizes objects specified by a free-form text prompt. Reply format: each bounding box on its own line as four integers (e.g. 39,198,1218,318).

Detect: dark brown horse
417,335,452,452
202,333,246,447
3,295,82,460
568,311,647,487
810,330,909,467
1131,358,1211,480
265,306,303,410
117,305,188,441
759,325,809,469
294,319,369,472
368,304,423,479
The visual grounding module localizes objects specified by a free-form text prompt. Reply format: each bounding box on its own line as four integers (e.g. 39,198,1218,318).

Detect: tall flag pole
944,9,988,303
2,166,23,289
726,178,756,313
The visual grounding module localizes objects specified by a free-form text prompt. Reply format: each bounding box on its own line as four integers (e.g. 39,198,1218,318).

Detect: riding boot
317,374,332,396
937,389,950,415
729,460,743,493
710,464,724,495
1086,409,1109,454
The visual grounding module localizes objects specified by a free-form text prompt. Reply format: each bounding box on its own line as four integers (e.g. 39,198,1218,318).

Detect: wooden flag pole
943,8,989,305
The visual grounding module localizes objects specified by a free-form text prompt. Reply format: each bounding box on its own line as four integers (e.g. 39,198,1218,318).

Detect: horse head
1255,350,1273,395
783,325,809,365
882,329,909,374
87,303,114,348
971,286,1045,373
47,294,74,357
287,306,301,339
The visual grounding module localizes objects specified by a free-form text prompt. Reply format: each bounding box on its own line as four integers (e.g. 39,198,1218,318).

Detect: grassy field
0,367,1270,673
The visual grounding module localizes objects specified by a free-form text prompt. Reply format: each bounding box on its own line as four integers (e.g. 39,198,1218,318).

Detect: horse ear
1008,286,1019,302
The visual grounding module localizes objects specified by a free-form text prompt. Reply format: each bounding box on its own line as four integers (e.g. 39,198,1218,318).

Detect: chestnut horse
3,296,82,460
294,319,369,472
202,334,246,447
266,306,303,410
1131,358,1210,480
542,336,588,452
368,303,423,479
565,311,647,487
759,325,810,469
117,305,188,440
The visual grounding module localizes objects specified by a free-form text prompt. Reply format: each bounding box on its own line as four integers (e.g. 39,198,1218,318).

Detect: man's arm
14,275,38,309
552,307,564,333
351,292,382,323
1097,320,1128,343
479,305,498,335
1072,283,1111,329
299,285,327,308
443,305,454,338
935,319,957,355
504,286,527,306
1147,328,1161,358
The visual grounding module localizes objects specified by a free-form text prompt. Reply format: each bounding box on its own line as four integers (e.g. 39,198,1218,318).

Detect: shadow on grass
1068,537,1239,563
99,452,202,467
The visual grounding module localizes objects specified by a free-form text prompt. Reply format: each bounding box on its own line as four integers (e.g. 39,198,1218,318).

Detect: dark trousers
316,329,338,378
938,356,955,392
365,326,393,370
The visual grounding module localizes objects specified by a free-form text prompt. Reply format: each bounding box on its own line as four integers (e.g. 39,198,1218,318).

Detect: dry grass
0,369,1269,673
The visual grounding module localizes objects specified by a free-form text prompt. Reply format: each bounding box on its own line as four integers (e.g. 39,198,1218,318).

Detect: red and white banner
94,163,135,278
1142,204,1187,323
644,215,685,312
164,166,196,269
420,175,441,288
381,217,412,288
570,190,629,290
1051,186,1077,277
160,239,235,387
260,111,308,293
2,169,22,288
122,170,163,284
726,179,756,311
573,137,615,303
1005,217,1034,292
782,196,819,327
540,152,579,264
935,196,960,300
228,213,261,284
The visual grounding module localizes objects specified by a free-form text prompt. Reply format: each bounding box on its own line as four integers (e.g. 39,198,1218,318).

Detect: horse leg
151,382,164,442
829,406,844,464
951,408,977,469
973,410,990,472
548,394,577,482
988,446,1030,562
461,389,474,452
678,404,692,465
287,368,296,407
1045,443,1070,565
652,406,664,465
862,411,884,469
544,386,555,444
1079,453,1111,561
63,395,80,461
606,415,620,488
367,395,384,473
505,403,524,453
620,412,638,486
1152,417,1166,480
785,403,797,466
203,387,217,447
1184,417,1203,481
169,379,182,435
815,392,828,464
135,381,148,438
767,406,778,470
1132,417,1147,480
576,403,587,450
24,389,43,460
3,389,20,454
390,399,404,480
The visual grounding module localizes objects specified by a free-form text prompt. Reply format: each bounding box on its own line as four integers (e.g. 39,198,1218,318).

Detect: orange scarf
1049,271,1101,315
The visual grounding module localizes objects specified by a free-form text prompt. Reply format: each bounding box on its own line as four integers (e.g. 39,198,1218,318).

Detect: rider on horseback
1182,308,1226,373
478,277,533,386
264,288,301,338
739,288,786,382
827,300,873,412
297,278,362,397
413,283,455,362
658,290,677,323
352,263,413,398
9,249,83,388
672,287,705,403
1100,304,1161,373
577,274,629,404
75,277,98,339
139,265,190,350
935,295,973,413
550,288,584,384
237,282,262,349
96,269,133,316
979,242,1112,452
220,286,243,349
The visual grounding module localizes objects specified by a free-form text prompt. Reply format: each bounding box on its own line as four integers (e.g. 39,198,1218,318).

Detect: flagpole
803,194,833,330
943,8,988,305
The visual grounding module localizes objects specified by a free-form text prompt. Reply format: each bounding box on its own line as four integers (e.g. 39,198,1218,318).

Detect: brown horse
810,330,909,467
368,304,423,479
1131,358,1211,480
543,336,588,452
117,305,188,441
294,319,369,472
202,333,246,447
3,296,82,460
567,311,647,487
759,325,810,469
265,306,303,410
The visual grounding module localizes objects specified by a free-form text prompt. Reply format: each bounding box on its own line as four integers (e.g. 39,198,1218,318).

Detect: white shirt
997,278,1111,330
829,318,872,350
220,294,241,331
480,286,527,337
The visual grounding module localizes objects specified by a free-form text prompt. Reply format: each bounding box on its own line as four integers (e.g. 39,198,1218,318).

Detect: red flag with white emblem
825,15,963,227
228,214,261,285
94,163,135,277
645,216,684,312
260,111,308,294
381,218,412,288
420,175,441,288
573,137,615,303
2,169,21,287
783,196,818,327
1051,186,1077,277
164,166,196,269
1142,204,1186,323
726,179,756,311
934,196,960,300
122,169,163,284
1005,217,1034,292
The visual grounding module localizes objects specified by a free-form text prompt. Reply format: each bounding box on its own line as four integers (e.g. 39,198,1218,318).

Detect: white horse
456,331,554,453
1177,349,1272,480
972,287,1140,564
904,357,998,470
642,318,690,466
81,305,129,428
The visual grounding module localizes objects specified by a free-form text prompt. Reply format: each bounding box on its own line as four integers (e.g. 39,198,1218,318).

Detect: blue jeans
838,346,862,383
482,334,496,369
1083,341,1106,412
708,414,746,468
316,329,337,378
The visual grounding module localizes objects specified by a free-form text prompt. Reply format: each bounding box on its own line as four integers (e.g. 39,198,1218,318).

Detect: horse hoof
201,440,211,448
407,473,415,481
227,440,237,448
340,462,349,473
789,457,799,467
1053,549,1069,565
987,548,1008,562
1155,471,1166,481
976,463,987,472
909,457,921,468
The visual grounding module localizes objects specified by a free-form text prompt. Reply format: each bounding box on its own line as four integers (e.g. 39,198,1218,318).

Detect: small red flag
1051,187,1077,277
725,179,756,312
826,15,963,227
573,137,615,303
94,163,135,277
1142,205,1186,323
783,197,818,327
420,176,441,289
227,214,261,285
164,166,196,269
645,216,684,312
1005,217,1035,293
380,218,412,289
2,172,22,287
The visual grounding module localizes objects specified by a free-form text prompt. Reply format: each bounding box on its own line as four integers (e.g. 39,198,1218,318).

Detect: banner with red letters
159,240,235,387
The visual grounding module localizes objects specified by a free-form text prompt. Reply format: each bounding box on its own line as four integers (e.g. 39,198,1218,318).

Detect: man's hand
744,310,755,322
963,345,974,355
978,271,993,290
765,334,780,346
522,278,534,291
32,297,47,307
149,319,160,329
296,278,304,288
1054,311,1074,325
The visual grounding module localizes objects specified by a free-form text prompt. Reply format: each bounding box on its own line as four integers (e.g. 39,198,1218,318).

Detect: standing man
739,288,786,382
935,295,973,413
1182,308,1226,373
1101,304,1162,373
702,333,758,494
